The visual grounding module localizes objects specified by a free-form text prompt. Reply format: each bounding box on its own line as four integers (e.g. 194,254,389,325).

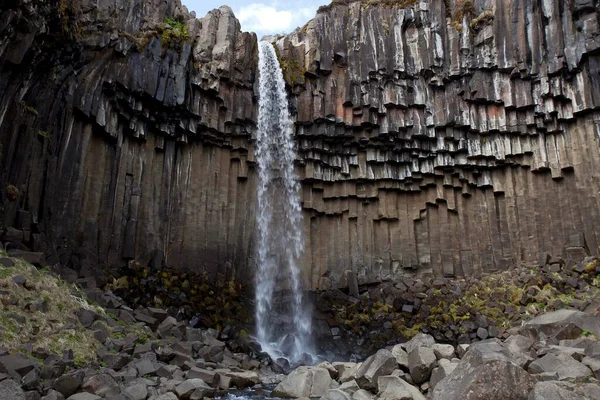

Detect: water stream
254,41,314,364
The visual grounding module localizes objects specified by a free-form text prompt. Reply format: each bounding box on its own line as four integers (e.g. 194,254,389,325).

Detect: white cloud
236,3,316,35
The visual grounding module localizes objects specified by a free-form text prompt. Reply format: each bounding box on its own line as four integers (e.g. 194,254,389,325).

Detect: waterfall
254,41,313,364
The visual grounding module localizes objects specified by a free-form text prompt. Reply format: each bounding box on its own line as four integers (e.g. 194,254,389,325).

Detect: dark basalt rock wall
1,0,600,290
0,0,259,281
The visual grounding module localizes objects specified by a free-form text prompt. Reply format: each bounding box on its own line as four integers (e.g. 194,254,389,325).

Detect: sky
181,0,329,37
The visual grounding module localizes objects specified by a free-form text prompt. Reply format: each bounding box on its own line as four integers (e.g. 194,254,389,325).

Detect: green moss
18,101,39,116
160,17,190,49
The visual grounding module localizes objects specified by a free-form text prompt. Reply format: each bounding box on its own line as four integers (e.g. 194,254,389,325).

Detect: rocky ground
1,247,600,399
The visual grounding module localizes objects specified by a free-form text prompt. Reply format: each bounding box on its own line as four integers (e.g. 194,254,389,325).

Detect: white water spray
254,41,313,364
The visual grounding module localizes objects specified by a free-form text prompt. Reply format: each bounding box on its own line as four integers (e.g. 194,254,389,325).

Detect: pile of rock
315,255,600,358
0,255,272,400
275,309,600,399
0,304,271,400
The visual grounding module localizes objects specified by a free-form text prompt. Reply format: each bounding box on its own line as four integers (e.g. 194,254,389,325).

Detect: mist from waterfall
254,41,313,364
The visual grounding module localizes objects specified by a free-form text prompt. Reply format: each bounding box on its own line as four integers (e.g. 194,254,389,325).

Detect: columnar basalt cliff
1,0,599,290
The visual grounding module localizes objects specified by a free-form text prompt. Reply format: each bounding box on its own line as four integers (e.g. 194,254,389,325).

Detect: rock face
431,341,537,399
1,0,600,287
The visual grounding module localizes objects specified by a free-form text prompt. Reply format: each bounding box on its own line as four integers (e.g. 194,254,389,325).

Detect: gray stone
377,375,426,400
391,344,409,369
408,346,436,385
351,389,373,400
0,379,26,400
65,394,102,400
81,373,120,397
432,341,536,400
502,335,535,368
430,359,458,390
476,327,489,340
316,361,338,379
581,383,600,399
223,370,259,389
519,309,600,340
21,367,40,390
323,389,351,400
334,362,361,383
174,378,214,399
136,358,158,377
122,379,148,400
272,366,332,398
527,381,587,400
355,349,397,390
0,354,37,377
528,353,592,382
186,367,218,387
52,371,84,397
456,344,470,359
582,356,600,379
403,334,435,353
150,394,178,400
40,390,65,400
431,344,455,360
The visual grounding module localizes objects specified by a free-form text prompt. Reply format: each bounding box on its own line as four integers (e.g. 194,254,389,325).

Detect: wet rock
175,378,214,399
223,370,260,388
272,366,332,398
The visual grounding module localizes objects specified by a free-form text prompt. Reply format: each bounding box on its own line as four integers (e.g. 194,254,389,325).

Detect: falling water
254,41,313,364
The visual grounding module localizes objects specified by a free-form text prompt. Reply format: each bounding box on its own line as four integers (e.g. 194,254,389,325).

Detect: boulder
432,341,536,399
527,381,587,400
186,367,219,387
65,394,102,400
122,379,148,400
430,359,458,389
52,371,84,397
323,389,351,400
391,344,409,369
0,354,37,377
272,366,332,398
582,356,600,379
431,344,455,360
0,379,26,400
377,375,426,400
174,378,214,399
351,389,373,400
502,335,535,367
403,334,435,353
81,373,120,397
519,310,600,340
408,346,436,384
528,353,592,382
355,349,397,390
223,370,260,388
316,361,338,379
333,362,360,382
